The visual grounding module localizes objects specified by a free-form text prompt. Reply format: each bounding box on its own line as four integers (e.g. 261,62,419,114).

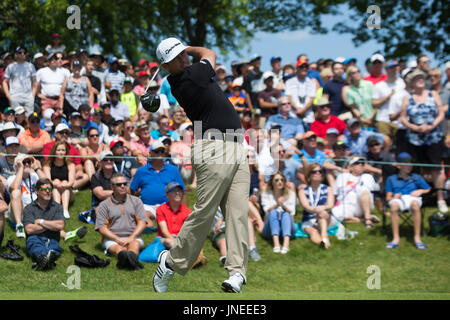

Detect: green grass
1,189,449,300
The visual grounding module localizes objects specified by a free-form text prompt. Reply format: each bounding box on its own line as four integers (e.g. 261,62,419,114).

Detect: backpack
428,212,450,237
69,245,110,268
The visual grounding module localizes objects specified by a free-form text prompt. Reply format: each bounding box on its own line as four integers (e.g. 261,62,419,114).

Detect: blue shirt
385,173,431,195
129,162,184,205
323,78,347,116
150,129,180,141
342,129,385,155
264,113,305,139
307,69,324,87
160,78,177,105
294,148,327,166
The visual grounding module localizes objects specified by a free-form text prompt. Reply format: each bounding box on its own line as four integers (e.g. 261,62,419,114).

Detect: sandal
319,238,330,249
365,219,373,229
415,242,427,250
385,241,399,249
371,215,380,223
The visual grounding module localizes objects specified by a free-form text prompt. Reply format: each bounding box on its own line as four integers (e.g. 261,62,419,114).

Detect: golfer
152,37,250,293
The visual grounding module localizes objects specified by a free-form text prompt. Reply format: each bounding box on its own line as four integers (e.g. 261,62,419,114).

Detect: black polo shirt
168,59,241,134
91,170,112,207
22,200,65,241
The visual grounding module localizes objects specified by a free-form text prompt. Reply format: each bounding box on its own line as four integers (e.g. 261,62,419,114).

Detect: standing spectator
244,54,263,108
401,69,447,213
109,89,130,121
285,59,317,130
95,173,147,270
323,62,349,117
343,66,376,127
42,141,75,218
133,71,150,97
45,33,66,56
131,120,152,166
310,97,347,140
120,77,139,121
429,67,450,117
84,58,103,104
215,65,228,93
18,112,52,155
261,172,297,254
372,60,406,144
2,46,36,116
0,52,14,112
33,52,47,71
35,53,68,115
416,54,431,89
60,60,94,115
257,71,282,118
364,54,387,85
298,163,336,249
23,178,65,271
270,56,283,89
105,57,126,93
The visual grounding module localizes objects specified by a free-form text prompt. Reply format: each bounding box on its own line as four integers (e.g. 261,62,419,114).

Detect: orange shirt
18,129,52,152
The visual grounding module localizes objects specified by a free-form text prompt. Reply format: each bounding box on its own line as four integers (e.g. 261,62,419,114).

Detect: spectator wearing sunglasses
150,115,180,141
310,97,347,140
2,46,36,117
90,150,115,212
80,127,109,180
18,112,52,155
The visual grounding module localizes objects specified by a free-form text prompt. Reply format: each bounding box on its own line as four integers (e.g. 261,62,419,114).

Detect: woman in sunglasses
298,163,335,249
118,118,134,156
80,127,109,179
42,141,75,218
261,171,297,254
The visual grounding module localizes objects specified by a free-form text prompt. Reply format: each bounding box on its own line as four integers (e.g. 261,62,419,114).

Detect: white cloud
277,30,311,41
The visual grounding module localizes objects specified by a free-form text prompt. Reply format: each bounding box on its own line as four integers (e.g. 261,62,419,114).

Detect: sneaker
219,256,226,266
47,250,58,269
117,250,130,269
281,247,289,254
273,246,280,253
33,253,49,271
16,224,25,238
249,247,261,262
221,272,244,293
64,226,88,243
64,210,70,219
127,251,144,270
438,200,449,213
78,210,94,224
152,250,174,293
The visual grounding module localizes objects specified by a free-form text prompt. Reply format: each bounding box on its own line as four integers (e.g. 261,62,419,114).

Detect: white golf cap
335,57,346,63
5,136,19,146
262,71,276,81
14,153,29,168
14,106,26,115
99,150,114,161
156,37,189,64
33,52,44,61
445,61,450,70
55,123,70,133
370,53,385,63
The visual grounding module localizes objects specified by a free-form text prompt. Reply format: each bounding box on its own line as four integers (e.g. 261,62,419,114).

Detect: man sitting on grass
95,173,147,270
384,152,431,250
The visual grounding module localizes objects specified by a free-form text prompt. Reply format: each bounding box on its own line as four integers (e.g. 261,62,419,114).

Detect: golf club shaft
144,66,160,92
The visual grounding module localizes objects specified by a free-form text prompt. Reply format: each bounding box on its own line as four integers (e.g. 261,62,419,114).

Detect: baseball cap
165,181,184,193
179,122,193,132
15,46,27,53
334,57,346,63
385,59,399,69
370,53,385,63
33,52,44,61
347,118,361,128
366,135,381,146
348,156,366,166
72,60,82,68
108,56,119,64
326,128,339,136
270,56,281,63
52,33,60,38
3,107,15,115
333,141,347,150
70,112,81,119
14,106,26,115
1,122,20,134
99,150,114,161
296,58,309,68
397,152,413,163
118,58,129,66
135,120,149,130
150,140,165,151
232,78,243,88
5,136,20,146
250,53,261,62
148,62,158,69
139,70,149,77
28,112,40,121
303,131,317,140
109,138,124,150
262,71,276,81
156,37,189,64
55,123,70,133
139,59,148,67
147,80,159,88
123,77,133,84
343,57,357,65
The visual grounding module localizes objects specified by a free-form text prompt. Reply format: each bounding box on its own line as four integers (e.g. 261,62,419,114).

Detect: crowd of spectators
1,32,449,270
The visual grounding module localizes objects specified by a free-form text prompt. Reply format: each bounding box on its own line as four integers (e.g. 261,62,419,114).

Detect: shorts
102,237,144,255
301,216,339,232
388,195,422,213
407,140,444,166
143,204,164,219
332,190,374,221
376,121,397,142
210,231,226,250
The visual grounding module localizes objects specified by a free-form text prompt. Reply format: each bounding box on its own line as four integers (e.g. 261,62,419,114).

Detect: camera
140,92,161,113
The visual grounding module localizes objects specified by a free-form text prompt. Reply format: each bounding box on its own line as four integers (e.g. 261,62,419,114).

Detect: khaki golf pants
166,138,250,282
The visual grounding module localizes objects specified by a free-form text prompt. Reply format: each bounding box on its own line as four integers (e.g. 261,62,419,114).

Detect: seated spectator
95,173,147,270
150,115,180,141
42,141,75,219
400,69,447,213
7,154,47,238
18,112,52,155
23,178,65,271
2,107,25,134
156,182,190,249
79,104,99,131
109,138,138,183
42,123,90,191
298,163,336,249
324,141,350,187
310,97,347,140
261,172,297,254
131,120,152,166
384,152,431,249
130,140,185,229
257,71,282,117
60,60,94,116
341,118,388,155
109,89,130,121
90,150,115,213
80,127,109,179
0,121,26,154
323,128,339,156
293,131,327,167
100,103,114,128
118,118,135,156
0,137,21,197
264,96,305,146
332,156,380,229
210,207,227,266
227,81,249,114
67,112,87,149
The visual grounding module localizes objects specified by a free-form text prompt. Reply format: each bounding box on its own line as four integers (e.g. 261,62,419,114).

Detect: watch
39,219,44,226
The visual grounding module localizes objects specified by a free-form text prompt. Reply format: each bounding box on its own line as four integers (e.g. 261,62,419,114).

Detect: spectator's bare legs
248,201,264,232
282,235,290,250
317,210,330,248
305,227,322,245
216,237,227,258
410,200,423,244
84,159,96,180
161,237,175,249
73,166,90,189
61,188,71,213
10,189,23,226
52,179,62,204
272,234,281,249
145,211,156,228
248,217,256,249
432,168,445,203
389,201,401,245
359,190,374,228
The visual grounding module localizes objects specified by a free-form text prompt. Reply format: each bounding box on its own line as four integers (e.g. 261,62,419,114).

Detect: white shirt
285,76,316,124
7,172,39,207
4,62,36,96
388,89,408,129
109,101,130,121
261,189,297,216
373,78,406,122
36,67,69,97
333,172,377,205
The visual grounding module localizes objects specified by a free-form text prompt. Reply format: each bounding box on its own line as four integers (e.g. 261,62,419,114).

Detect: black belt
200,132,244,143
46,96,59,100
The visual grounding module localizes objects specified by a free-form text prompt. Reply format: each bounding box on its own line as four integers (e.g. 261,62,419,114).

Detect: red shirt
156,202,191,237
364,74,387,85
310,115,347,139
42,141,82,165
